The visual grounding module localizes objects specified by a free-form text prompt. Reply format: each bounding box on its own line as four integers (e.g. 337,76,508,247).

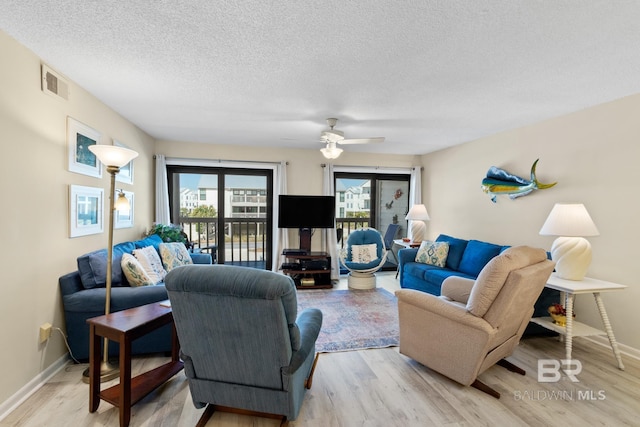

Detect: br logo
537,359,582,382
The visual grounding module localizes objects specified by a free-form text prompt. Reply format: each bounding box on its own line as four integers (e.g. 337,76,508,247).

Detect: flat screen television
278,195,336,229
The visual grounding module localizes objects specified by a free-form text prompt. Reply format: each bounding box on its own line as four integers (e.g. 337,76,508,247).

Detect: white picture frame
115,190,134,229
67,117,102,178
114,140,134,184
70,185,104,237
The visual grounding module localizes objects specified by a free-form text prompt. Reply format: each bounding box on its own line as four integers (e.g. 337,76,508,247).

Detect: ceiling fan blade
338,137,385,145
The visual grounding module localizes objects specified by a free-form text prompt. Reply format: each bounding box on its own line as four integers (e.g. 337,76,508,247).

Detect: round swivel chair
339,227,388,289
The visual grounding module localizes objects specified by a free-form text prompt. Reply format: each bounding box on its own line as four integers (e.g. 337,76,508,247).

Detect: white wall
422,94,640,350
0,31,156,406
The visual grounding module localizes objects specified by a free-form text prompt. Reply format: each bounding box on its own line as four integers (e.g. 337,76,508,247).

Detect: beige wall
422,94,640,349
0,32,156,405
155,140,420,250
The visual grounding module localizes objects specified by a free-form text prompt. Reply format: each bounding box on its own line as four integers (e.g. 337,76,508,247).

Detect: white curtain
322,163,340,280
155,154,171,224
271,161,289,271
407,166,423,240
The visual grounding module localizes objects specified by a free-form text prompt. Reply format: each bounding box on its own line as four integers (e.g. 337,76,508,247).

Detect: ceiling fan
320,118,385,159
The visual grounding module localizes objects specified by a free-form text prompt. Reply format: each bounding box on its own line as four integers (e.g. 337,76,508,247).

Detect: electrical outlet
39,323,52,343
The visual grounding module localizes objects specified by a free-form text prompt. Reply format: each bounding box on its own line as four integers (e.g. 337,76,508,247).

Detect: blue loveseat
59,234,212,361
398,234,558,335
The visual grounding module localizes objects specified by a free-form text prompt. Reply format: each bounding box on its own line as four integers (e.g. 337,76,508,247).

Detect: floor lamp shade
539,203,599,280
89,145,139,168
405,204,430,243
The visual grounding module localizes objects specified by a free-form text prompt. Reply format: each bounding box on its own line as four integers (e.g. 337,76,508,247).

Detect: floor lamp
82,145,139,383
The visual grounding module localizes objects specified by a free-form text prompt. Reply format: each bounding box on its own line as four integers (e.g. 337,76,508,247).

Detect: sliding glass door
167,166,273,269
335,172,410,269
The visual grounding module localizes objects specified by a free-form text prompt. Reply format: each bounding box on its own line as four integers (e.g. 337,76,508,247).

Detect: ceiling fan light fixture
321,142,343,159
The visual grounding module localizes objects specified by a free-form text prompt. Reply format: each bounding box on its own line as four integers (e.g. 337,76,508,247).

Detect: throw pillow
415,241,449,267
435,234,469,270
132,246,167,284
458,240,503,277
76,241,135,289
159,242,193,272
121,253,154,287
351,243,378,263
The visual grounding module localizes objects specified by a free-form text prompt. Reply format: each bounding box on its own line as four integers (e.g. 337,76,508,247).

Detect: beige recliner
395,246,555,398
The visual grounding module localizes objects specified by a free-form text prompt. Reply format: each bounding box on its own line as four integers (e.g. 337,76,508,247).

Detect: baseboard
0,354,70,422
583,335,640,361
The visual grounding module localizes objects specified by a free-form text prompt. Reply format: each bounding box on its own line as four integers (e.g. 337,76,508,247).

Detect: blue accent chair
339,227,388,289
165,264,323,425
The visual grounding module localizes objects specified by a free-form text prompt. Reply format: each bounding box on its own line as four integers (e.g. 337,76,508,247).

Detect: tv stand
281,251,332,289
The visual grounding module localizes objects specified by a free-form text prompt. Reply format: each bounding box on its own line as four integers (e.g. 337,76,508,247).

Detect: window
167,166,273,269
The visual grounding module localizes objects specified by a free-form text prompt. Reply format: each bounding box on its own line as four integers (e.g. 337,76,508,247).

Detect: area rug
296,288,399,352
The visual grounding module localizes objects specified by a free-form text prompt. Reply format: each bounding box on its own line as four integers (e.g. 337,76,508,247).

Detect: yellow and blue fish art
481,159,557,203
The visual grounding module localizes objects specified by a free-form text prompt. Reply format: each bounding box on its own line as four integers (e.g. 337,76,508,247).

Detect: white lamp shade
321,143,343,159
539,203,599,236
114,191,130,211
89,145,139,168
405,204,430,221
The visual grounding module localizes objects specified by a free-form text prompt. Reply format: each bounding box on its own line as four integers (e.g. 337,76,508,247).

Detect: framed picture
69,185,104,237
114,140,134,184
67,117,102,177
115,190,134,229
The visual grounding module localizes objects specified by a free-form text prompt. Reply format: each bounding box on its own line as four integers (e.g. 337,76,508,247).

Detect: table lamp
82,145,139,383
539,203,599,280
405,204,430,243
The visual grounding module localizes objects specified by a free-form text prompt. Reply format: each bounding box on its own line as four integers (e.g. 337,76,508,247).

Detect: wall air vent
41,64,69,100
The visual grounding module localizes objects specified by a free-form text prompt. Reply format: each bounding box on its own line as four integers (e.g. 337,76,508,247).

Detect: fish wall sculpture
481,159,557,203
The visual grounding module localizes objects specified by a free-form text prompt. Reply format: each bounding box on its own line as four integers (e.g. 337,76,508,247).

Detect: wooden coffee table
88,301,183,427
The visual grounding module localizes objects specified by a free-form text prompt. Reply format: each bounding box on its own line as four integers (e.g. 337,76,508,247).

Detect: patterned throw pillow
351,243,378,263
121,253,154,287
159,242,193,272
132,246,167,284
415,241,450,267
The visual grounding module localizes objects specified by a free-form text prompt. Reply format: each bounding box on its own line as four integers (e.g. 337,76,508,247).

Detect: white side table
530,273,626,370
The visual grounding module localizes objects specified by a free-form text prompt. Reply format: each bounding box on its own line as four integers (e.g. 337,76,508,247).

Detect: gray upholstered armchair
165,264,322,425
396,246,555,398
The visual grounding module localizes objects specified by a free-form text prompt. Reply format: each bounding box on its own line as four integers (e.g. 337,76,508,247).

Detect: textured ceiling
2,1,640,155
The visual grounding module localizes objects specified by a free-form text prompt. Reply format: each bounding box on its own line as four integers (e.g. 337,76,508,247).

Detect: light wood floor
3,272,639,426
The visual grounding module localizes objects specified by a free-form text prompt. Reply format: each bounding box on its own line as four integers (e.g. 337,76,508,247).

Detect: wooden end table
88,301,183,427
530,273,626,370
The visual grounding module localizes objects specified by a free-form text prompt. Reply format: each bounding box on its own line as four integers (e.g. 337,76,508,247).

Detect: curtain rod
156,155,287,166
321,164,422,170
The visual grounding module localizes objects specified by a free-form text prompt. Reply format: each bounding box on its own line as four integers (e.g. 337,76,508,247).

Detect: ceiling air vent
41,64,69,100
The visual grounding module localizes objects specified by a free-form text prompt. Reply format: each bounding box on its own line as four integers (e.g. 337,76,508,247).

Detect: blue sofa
59,234,212,361
398,234,558,335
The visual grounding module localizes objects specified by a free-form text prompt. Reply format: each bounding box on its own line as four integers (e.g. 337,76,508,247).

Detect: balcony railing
178,217,268,268
335,217,371,247
178,216,374,265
